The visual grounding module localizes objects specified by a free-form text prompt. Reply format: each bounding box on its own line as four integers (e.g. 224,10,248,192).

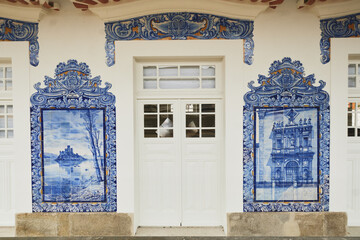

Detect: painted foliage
30,60,116,212
105,12,254,66
243,57,330,211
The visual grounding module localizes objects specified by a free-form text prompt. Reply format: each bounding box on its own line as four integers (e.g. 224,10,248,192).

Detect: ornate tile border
0,17,39,67
243,57,330,211
320,13,360,64
30,60,116,212
105,12,254,66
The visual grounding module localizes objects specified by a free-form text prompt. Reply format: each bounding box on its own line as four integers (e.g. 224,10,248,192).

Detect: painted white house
0,0,360,236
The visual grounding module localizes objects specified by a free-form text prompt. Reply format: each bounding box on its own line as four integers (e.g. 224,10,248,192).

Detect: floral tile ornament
320,13,360,64
243,57,330,212
105,12,254,66
0,17,39,67
30,60,116,212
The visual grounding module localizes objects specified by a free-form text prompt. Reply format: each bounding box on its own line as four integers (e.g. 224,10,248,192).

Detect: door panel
138,100,222,226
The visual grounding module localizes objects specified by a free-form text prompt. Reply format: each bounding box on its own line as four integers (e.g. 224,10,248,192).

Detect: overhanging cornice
90,0,269,22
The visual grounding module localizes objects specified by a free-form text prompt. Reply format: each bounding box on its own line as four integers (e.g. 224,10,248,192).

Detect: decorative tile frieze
0,17,39,66
30,60,116,212
320,13,360,64
243,57,330,212
105,12,254,66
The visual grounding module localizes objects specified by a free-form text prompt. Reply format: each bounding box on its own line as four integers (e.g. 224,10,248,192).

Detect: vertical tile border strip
320,13,360,64
30,60,117,212
243,57,330,211
104,12,254,66
0,17,39,67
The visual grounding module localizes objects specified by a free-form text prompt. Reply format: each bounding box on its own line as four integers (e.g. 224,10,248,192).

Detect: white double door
137,99,223,226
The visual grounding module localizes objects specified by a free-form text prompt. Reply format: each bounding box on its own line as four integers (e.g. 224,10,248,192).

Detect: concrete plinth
16,212,133,237
227,212,347,237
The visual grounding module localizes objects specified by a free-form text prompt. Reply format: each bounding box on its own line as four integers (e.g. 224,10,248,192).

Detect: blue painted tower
268,109,315,186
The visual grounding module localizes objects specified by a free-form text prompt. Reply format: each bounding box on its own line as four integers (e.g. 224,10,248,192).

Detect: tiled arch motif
104,12,254,66
0,17,39,66
320,13,360,64
243,57,330,212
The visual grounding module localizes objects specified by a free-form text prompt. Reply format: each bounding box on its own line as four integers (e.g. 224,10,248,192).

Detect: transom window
143,65,216,90
0,66,12,92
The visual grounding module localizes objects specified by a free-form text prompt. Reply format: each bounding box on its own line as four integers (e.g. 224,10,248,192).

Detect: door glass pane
186,115,199,128
159,129,173,138
144,104,157,113
7,116,13,128
5,80,12,91
202,104,215,113
0,116,4,128
202,114,215,127
180,66,199,76
144,129,157,138
160,104,173,113
144,115,157,127
348,113,354,126
202,129,215,138
186,104,199,113
186,129,199,138
7,130,13,138
0,130,5,138
159,66,177,76
202,78,215,88
349,102,356,111
348,128,355,137
348,77,356,88
6,105,13,113
143,79,157,89
5,67,12,78
201,65,215,76
143,66,157,77
159,78,200,89
160,115,173,128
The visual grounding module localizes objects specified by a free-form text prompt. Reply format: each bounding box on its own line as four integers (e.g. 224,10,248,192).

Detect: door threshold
135,226,225,236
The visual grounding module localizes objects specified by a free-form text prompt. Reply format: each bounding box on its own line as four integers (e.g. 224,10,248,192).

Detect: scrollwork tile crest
320,13,360,64
105,12,254,66
243,57,330,212
0,17,39,67
30,60,116,212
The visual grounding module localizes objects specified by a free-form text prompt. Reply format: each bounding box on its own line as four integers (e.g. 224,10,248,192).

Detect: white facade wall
0,0,357,228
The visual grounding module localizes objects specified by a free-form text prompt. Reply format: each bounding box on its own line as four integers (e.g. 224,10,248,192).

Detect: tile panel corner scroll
243,57,330,212
320,13,360,64
30,59,117,212
0,17,39,67
104,12,254,66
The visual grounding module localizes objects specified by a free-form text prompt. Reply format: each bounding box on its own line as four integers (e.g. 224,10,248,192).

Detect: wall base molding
227,212,347,237
16,212,133,237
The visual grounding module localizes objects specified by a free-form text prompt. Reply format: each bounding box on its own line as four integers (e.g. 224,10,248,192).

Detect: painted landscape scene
42,109,106,202
254,107,319,202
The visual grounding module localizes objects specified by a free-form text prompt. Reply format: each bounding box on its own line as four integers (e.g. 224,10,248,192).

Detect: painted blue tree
30,60,116,212
243,57,330,212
